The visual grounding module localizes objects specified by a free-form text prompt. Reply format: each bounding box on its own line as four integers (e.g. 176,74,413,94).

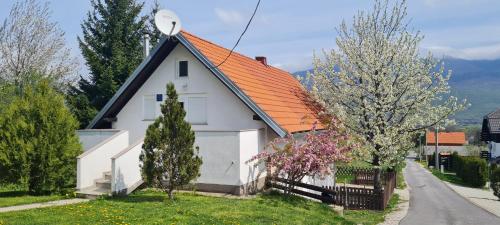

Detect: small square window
179,61,188,77
156,94,163,102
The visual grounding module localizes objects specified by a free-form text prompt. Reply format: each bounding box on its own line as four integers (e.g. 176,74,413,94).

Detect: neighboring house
481,109,500,162
424,132,467,156
76,31,324,197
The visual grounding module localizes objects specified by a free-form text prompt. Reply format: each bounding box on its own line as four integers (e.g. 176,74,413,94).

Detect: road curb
441,181,500,218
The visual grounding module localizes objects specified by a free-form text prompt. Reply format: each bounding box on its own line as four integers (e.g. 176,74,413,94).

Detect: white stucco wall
239,129,267,185
194,131,241,185
77,131,129,189
77,129,121,151
111,140,143,194
424,145,466,155
112,44,266,143
489,142,500,159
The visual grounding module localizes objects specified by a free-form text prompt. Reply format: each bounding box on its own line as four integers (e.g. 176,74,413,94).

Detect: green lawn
0,184,67,208
396,172,406,189
344,194,400,225
0,189,399,225
428,169,468,186
415,160,473,187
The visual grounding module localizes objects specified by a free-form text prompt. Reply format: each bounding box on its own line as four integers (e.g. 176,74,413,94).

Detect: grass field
0,184,67,208
0,189,400,225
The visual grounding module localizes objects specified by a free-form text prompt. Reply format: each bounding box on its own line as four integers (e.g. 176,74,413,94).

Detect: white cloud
424,43,500,60
423,0,477,7
214,8,244,25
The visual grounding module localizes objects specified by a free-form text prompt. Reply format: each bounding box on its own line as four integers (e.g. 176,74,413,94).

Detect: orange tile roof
181,31,324,134
426,132,466,145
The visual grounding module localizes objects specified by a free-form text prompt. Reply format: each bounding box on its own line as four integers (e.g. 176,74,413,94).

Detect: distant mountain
294,58,500,125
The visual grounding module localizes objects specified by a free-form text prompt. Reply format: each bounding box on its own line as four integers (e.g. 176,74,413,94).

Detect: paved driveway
400,159,500,225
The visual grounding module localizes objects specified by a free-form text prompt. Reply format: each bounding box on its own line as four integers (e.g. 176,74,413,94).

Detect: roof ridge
180,31,292,74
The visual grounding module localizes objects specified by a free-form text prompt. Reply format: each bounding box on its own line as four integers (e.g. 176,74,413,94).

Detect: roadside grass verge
344,193,401,225
397,172,406,189
0,184,68,208
428,169,469,186
415,160,481,188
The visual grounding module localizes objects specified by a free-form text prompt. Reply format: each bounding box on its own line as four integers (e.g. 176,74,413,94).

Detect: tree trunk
372,155,382,191
167,188,174,200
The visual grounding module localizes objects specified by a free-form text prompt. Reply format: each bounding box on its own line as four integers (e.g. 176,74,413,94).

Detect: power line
213,0,261,68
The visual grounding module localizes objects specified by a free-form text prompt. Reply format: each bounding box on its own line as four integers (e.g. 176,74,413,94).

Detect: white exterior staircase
76,130,144,199
76,171,112,199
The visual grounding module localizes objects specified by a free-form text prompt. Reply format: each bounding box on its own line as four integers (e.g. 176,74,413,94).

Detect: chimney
143,33,150,58
255,56,267,66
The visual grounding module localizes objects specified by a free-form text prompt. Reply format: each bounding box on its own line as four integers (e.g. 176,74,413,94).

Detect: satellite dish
154,9,182,36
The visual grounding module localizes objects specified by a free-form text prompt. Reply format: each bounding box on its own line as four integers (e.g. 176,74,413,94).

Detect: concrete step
103,171,112,180
95,178,111,189
76,186,111,199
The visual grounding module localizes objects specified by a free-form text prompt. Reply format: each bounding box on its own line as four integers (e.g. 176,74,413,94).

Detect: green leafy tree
306,0,466,190
0,80,82,194
68,0,148,128
140,83,202,199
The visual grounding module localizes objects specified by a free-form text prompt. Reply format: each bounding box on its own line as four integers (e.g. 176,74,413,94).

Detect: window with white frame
177,60,189,77
186,97,207,124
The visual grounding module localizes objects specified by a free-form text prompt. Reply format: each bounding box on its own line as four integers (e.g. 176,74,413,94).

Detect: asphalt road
400,159,500,225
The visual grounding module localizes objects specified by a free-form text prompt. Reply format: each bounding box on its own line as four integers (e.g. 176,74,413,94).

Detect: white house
424,131,467,156
76,31,324,197
481,109,500,163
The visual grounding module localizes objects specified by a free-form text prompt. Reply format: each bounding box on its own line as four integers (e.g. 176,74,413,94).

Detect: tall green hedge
0,81,82,194
450,154,488,188
491,167,500,199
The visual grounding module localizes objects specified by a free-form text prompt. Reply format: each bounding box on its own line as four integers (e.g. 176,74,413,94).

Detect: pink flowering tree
248,118,354,195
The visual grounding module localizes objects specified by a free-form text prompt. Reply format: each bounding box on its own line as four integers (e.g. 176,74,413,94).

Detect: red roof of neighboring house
426,132,466,145
181,31,324,133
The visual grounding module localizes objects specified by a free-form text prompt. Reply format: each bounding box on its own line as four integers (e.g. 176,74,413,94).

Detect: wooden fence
269,171,396,210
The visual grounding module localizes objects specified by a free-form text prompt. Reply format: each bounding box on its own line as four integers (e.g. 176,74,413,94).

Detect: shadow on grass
106,193,166,203
0,190,29,197
257,190,312,208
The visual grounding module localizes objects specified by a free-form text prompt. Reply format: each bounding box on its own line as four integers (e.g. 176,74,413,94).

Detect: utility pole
418,133,422,161
434,126,439,169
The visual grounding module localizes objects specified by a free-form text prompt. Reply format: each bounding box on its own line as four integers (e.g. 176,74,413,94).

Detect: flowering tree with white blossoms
249,119,354,195
306,0,466,189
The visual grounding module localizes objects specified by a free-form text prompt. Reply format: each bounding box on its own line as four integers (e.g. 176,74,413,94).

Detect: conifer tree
69,0,148,128
140,83,202,199
146,0,164,48
0,79,81,194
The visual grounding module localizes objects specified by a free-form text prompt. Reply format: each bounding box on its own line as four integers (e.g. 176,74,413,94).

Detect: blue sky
1,0,500,73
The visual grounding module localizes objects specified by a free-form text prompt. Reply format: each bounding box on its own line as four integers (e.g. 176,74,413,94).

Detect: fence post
343,182,347,209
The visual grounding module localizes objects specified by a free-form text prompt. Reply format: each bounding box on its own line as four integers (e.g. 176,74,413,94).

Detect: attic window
179,60,188,77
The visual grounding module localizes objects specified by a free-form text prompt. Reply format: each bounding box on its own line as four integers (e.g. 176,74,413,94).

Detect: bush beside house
0,80,82,194
491,167,500,200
